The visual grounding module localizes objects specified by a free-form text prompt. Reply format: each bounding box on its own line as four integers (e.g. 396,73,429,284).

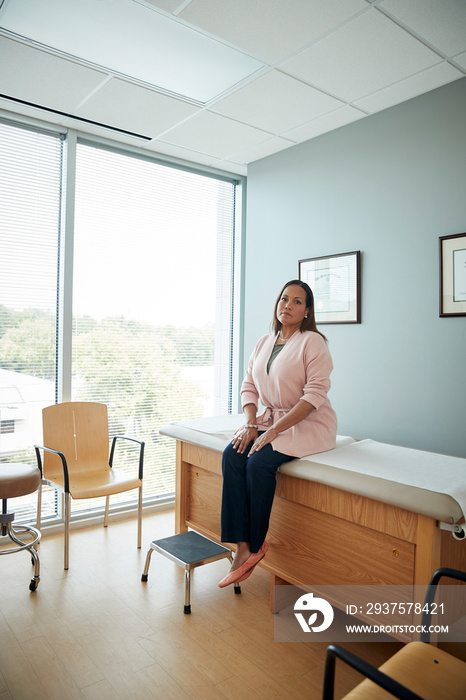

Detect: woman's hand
231,425,258,454
248,427,278,455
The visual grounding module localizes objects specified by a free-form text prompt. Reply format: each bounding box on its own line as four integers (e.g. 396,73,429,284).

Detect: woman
219,280,337,588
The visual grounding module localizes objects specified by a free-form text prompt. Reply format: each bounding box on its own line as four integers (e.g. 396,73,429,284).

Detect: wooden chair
322,568,466,699
34,402,144,569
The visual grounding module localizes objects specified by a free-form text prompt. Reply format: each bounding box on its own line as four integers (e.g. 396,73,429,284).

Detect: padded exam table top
160,415,466,525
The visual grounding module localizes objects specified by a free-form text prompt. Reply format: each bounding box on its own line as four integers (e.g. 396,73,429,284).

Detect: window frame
0,110,246,527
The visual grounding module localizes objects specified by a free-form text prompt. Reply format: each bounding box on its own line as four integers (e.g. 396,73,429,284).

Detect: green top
267,343,285,374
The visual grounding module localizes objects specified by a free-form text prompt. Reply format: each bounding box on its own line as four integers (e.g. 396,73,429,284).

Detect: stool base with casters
141,530,241,614
0,463,42,592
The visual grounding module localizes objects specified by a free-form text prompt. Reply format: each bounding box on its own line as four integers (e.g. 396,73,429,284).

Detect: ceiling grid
0,0,465,175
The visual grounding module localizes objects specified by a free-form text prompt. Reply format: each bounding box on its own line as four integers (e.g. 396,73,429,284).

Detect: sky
1,126,235,329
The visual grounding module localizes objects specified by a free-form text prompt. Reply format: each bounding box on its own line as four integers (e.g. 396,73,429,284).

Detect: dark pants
221,437,294,553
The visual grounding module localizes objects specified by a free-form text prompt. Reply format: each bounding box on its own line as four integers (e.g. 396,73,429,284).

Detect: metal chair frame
1,465,42,591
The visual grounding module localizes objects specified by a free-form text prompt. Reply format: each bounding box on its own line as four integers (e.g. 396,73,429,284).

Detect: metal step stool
141,530,241,613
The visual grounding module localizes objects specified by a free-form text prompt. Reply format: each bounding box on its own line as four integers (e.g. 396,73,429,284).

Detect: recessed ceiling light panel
0,0,265,103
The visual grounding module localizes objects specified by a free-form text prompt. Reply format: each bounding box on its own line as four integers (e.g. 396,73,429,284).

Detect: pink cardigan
240,330,337,458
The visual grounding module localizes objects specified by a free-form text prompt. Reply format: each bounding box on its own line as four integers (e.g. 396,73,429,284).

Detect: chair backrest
42,402,110,478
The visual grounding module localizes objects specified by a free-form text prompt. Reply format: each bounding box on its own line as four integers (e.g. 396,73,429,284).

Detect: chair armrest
109,436,145,479
34,444,70,492
421,567,466,642
322,644,423,700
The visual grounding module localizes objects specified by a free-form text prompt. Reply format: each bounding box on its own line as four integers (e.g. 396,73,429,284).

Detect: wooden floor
0,510,404,700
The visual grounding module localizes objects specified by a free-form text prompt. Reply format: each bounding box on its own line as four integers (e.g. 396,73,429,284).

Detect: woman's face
276,285,310,330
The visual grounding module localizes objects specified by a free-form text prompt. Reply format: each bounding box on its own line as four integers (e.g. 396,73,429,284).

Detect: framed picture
299,250,361,324
440,232,466,317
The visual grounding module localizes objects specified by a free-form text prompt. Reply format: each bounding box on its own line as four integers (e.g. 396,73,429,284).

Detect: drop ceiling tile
145,138,212,162
215,160,247,176
282,8,442,102
77,78,200,137
159,110,271,158
283,106,365,143
209,70,343,133
0,36,108,111
454,52,466,71
228,136,296,165
145,138,243,173
147,138,248,175
179,0,367,63
140,0,182,13
354,62,464,113
382,0,466,57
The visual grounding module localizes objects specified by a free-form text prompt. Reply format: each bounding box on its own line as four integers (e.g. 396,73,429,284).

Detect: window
0,117,240,524
72,143,236,513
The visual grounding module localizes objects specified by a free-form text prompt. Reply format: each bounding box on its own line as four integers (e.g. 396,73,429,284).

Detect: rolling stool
141,530,241,613
0,463,42,591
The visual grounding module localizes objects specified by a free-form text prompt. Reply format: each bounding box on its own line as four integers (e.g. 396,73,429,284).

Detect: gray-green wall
243,77,466,458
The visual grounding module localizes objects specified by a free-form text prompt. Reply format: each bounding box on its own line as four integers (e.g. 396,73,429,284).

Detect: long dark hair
272,279,327,342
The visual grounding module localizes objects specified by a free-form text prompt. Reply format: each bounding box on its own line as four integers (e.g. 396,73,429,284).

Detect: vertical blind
72,143,236,512
0,120,62,519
